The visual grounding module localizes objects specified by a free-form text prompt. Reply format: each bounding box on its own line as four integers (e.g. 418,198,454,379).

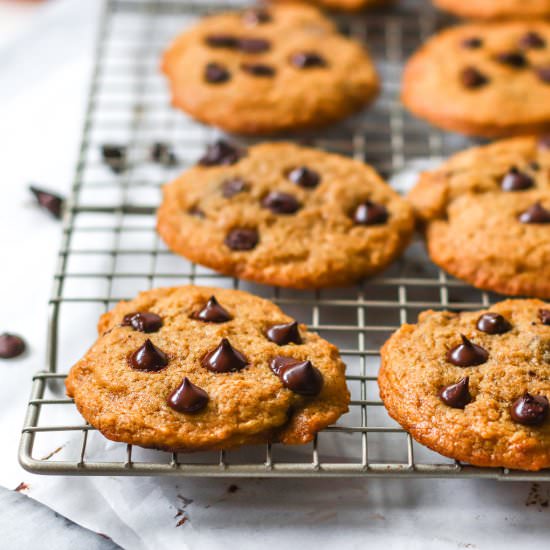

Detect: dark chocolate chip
198,141,244,167
519,31,546,49
462,37,483,49
476,312,512,335
261,191,301,214
241,63,276,77
222,177,248,198
495,51,527,68
129,339,168,371
266,321,302,346
29,186,64,219
205,62,231,84
151,142,178,166
511,393,549,426
192,296,232,323
460,67,489,88
101,144,128,174
205,34,239,48
518,202,550,224
501,167,534,191
291,52,327,68
242,8,272,25
238,38,270,53
535,66,550,83
201,338,248,373
122,312,163,333
446,334,489,367
0,333,26,359
270,356,323,396
529,161,541,171
287,166,320,188
539,309,550,325
353,200,389,225
439,377,471,409
167,377,209,413
225,228,259,251
188,206,205,219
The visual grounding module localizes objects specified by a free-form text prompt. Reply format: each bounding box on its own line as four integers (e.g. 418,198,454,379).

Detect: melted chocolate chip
439,377,471,409
501,167,534,191
495,51,527,67
446,335,489,367
193,296,232,323
167,377,209,413
0,333,26,359
270,357,323,396
122,312,163,333
205,62,231,84
519,31,546,49
198,141,244,167
129,339,168,371
291,52,327,68
518,202,550,224
266,321,302,345
535,66,550,83
460,67,489,88
29,186,64,219
101,144,127,173
539,309,550,325
222,177,248,198
353,200,389,225
151,142,178,166
511,393,549,426
462,37,483,49
287,166,320,188
225,228,259,251
242,8,272,25
241,63,276,77
205,34,239,48
476,312,512,335
261,191,301,214
201,338,248,373
239,38,270,54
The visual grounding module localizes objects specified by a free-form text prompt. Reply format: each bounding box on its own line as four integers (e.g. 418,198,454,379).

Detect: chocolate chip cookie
65,286,350,452
433,0,550,20
408,136,550,298
402,22,550,137
157,141,415,289
379,299,550,470
271,0,391,12
161,4,379,134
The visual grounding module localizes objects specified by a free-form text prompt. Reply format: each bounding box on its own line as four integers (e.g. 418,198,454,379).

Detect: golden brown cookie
402,22,550,137
156,141,415,289
379,299,550,471
433,0,550,20
408,136,550,298
161,4,379,134
65,286,350,452
271,0,391,12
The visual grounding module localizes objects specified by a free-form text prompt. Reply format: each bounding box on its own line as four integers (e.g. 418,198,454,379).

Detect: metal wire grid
17,0,549,480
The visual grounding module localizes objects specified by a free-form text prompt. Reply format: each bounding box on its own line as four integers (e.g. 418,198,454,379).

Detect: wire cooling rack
18,0,549,480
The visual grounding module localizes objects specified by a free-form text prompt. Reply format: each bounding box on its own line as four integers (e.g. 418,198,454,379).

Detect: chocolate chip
261,191,301,214
460,67,489,88
511,393,549,426
192,296,232,323
446,334,489,367
205,34,239,48
188,206,205,219
101,144,127,173
167,377,209,413
439,377,471,409
122,312,163,333
201,338,248,373
266,321,302,346
0,333,26,359
538,135,550,149
29,186,64,219
476,312,512,335
225,228,259,251
242,8,272,25
151,142,178,166
270,356,323,396
222,177,248,198
287,166,320,188
291,52,327,68
501,167,534,191
520,31,546,49
495,51,527,68
535,66,550,83
204,62,231,84
518,202,550,224
539,309,550,325
462,37,483,49
238,38,270,54
241,63,276,77
529,161,541,171
198,141,244,167
129,339,168,371
353,200,389,225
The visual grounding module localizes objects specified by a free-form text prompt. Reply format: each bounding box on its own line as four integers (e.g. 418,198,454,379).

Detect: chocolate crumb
14,482,29,492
